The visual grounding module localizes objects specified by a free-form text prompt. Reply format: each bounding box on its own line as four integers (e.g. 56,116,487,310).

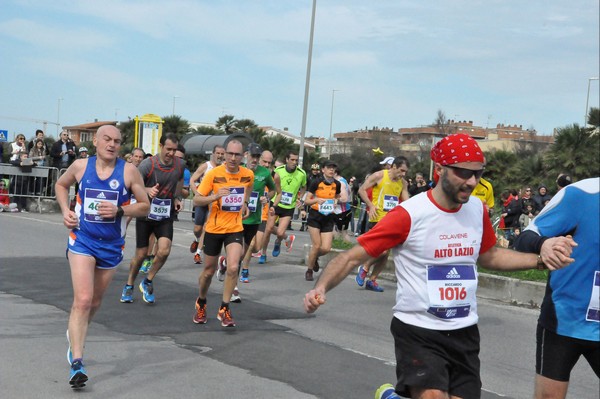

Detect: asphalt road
0,212,597,398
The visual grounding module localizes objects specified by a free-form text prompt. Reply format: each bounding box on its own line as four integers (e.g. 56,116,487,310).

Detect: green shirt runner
243,165,276,225
274,165,307,210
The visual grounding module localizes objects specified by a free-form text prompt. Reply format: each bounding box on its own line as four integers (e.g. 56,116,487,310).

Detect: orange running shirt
197,164,254,234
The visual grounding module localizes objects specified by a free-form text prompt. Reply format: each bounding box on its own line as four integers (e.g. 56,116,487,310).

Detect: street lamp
585,77,599,126
327,89,339,159
56,97,63,135
298,0,317,167
172,96,180,116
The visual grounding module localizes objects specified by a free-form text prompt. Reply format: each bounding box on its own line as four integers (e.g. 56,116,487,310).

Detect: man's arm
400,178,410,201
358,171,382,218
119,163,150,218
304,244,374,313
55,159,85,229
189,162,208,188
478,241,575,272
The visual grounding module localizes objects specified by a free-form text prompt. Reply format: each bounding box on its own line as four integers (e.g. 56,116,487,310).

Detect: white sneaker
216,256,227,282
230,287,241,303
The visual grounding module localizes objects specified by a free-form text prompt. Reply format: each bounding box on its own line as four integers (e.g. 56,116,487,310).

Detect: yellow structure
134,114,164,156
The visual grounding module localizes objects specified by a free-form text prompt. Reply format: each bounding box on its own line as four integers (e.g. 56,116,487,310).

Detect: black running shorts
536,324,600,381
135,218,174,248
203,232,244,257
306,208,335,233
391,317,482,399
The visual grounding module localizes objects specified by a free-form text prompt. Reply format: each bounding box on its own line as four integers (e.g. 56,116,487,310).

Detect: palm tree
544,124,599,180
216,115,237,134
259,135,297,162
192,125,224,136
234,118,258,132
162,115,191,141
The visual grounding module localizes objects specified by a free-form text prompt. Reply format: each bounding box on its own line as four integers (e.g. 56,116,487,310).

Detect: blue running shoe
365,279,384,292
140,258,152,274
240,268,249,283
66,330,73,365
69,359,88,389
272,241,281,257
374,383,400,399
120,284,134,303
355,265,368,287
139,279,155,304
258,254,267,264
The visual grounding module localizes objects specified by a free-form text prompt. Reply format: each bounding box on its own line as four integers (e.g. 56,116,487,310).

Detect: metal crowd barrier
0,163,62,213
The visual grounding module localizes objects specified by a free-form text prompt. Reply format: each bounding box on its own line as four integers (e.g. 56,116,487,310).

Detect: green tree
587,107,600,128
192,125,224,135
234,118,257,132
258,134,297,163
544,124,600,180
162,115,191,140
216,115,237,134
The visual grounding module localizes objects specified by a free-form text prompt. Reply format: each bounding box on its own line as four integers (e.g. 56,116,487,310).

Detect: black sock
197,297,206,306
220,302,229,310
145,278,152,284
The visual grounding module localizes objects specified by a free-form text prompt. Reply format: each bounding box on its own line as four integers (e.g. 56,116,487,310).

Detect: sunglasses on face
445,165,484,180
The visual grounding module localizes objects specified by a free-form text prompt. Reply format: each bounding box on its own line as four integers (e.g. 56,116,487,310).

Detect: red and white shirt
358,190,496,330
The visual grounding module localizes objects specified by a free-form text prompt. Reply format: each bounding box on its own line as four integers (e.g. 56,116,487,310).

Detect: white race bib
83,188,119,223
383,195,399,212
280,191,294,206
426,265,477,319
148,197,171,221
587,271,600,322
318,199,335,215
248,191,260,213
221,187,245,212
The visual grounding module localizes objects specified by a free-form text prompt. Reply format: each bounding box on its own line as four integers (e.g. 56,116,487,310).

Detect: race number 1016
439,287,467,301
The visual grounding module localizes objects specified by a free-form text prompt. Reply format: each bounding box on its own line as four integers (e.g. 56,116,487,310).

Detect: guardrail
0,163,63,213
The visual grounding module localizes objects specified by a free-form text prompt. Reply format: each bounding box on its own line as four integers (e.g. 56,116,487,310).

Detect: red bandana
430,133,485,166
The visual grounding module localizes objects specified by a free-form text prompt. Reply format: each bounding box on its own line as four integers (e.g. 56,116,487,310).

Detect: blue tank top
74,157,131,241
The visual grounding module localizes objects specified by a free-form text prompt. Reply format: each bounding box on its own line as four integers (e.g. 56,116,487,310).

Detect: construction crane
0,115,60,136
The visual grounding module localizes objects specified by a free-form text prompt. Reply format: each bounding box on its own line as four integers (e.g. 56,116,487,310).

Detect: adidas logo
97,192,106,199
446,267,461,279
230,188,239,194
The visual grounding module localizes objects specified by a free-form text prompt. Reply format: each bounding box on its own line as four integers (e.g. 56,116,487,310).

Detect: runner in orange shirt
192,140,254,327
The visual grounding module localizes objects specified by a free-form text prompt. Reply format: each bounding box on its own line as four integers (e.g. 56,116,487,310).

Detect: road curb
303,245,546,308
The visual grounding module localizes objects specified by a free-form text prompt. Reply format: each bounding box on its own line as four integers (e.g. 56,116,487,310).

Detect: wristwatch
536,255,546,270
116,206,124,218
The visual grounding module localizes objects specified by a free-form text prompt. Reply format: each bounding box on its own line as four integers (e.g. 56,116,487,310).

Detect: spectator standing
78,147,89,159
408,172,430,196
27,129,47,154
520,186,536,214
533,185,552,214
10,134,27,162
519,204,535,229
500,189,522,231
51,131,77,169
471,176,495,216
29,138,48,195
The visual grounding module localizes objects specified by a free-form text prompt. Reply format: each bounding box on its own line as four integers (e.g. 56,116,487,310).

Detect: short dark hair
393,156,409,168
212,144,225,153
285,150,298,160
177,144,186,154
35,129,44,136
160,132,179,146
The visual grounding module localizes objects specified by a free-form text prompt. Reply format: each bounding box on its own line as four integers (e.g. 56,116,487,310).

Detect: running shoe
139,258,152,274
258,254,267,264
285,234,296,252
272,241,281,257
192,299,207,324
305,269,314,281
355,265,368,287
139,279,155,303
66,330,73,365
217,256,227,282
120,284,134,303
365,280,384,292
193,252,203,264
190,240,198,253
374,383,401,399
69,359,88,389
251,250,262,258
217,306,236,327
231,287,242,303
314,257,320,273
240,268,249,283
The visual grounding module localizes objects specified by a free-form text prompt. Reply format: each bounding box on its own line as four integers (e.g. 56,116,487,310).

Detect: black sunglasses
445,165,484,180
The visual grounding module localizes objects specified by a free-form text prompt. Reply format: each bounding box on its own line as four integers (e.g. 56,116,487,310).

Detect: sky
1,0,599,142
